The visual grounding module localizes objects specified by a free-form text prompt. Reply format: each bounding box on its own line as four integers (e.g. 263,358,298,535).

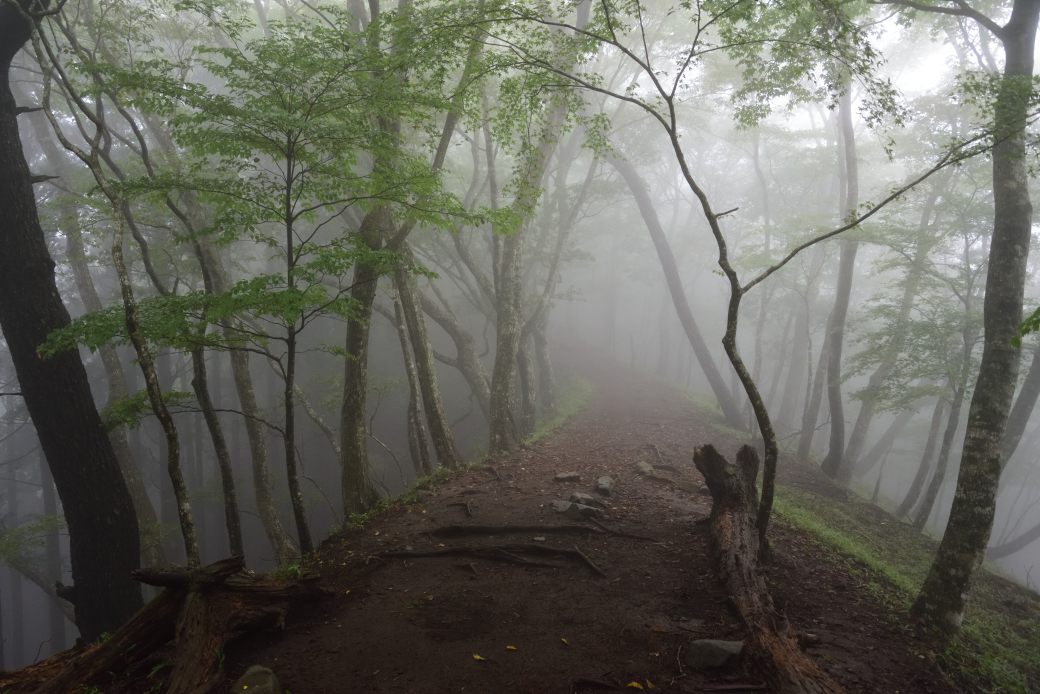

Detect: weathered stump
14,557,322,694
693,444,845,694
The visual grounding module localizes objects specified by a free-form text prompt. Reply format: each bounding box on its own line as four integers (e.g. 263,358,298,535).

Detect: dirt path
224,357,955,694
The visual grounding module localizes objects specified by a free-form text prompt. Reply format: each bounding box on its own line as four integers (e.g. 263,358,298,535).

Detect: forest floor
207,354,978,694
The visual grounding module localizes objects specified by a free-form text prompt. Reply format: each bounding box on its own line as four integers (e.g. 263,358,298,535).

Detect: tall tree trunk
0,4,142,638
190,229,297,565
341,209,388,515
111,224,200,568
897,397,947,519
656,291,672,379
6,474,22,667
395,244,461,467
914,384,968,532
41,461,67,653
389,293,433,477
609,155,746,429
190,347,245,558
820,88,860,479
836,178,946,484
533,310,556,419
1000,340,1040,466
911,0,1039,632
21,103,166,568
518,340,538,439
418,288,492,420
798,328,830,459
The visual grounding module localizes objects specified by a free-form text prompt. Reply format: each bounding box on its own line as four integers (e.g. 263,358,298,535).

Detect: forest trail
224,356,955,694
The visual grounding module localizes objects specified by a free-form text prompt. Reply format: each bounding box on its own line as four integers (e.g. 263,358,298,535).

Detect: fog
0,0,1038,671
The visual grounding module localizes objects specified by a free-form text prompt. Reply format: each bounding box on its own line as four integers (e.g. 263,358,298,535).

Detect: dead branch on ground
694,444,845,694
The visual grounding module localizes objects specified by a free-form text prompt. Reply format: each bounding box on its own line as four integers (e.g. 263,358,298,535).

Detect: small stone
533,536,546,542
231,665,283,694
633,461,655,476
684,639,745,669
678,481,700,494
551,500,572,513
564,503,604,521
596,476,614,496
569,492,598,505
698,485,710,494
555,471,580,482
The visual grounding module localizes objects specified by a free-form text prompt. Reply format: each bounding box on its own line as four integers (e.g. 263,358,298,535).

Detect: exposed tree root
379,543,607,577
693,444,845,694
6,557,322,694
587,518,662,543
431,524,602,538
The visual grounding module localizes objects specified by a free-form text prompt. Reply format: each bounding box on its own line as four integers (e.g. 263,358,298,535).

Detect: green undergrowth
523,374,593,447
324,375,594,540
774,484,1040,693
678,387,750,441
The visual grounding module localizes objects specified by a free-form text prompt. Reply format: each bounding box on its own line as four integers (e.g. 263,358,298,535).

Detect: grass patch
523,374,594,447
774,483,1040,693
677,386,749,440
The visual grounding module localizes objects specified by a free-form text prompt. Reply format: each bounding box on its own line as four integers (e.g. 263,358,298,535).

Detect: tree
0,0,142,638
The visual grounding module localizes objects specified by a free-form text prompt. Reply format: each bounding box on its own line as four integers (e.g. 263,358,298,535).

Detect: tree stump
693,444,845,694
14,557,322,694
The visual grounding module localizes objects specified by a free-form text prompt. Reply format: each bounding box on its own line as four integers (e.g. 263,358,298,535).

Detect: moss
773,483,1040,693
523,374,594,446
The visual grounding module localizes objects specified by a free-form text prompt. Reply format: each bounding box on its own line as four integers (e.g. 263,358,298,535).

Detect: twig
588,518,661,543
572,544,608,578
571,678,618,692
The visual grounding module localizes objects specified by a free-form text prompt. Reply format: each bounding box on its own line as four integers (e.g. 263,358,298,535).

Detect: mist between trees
0,0,1039,670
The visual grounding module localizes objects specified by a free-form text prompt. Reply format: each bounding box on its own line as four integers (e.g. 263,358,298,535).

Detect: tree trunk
1000,340,1040,466
914,381,968,532
609,155,746,429
395,244,461,467
419,287,492,420
693,444,845,694
7,474,23,667
341,209,389,516
897,397,947,519
852,406,917,478
190,347,245,558
533,310,556,419
518,340,538,439
111,223,200,568
21,103,165,569
389,293,433,477
911,2,1039,633
655,291,671,379
0,4,142,639
798,327,830,459
190,231,297,566
40,462,66,654
820,87,859,479
836,177,946,484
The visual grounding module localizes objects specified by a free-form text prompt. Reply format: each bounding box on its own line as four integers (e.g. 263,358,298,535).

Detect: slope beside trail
225,360,955,694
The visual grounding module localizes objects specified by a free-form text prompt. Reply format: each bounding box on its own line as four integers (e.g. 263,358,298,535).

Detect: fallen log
17,557,322,694
693,444,845,694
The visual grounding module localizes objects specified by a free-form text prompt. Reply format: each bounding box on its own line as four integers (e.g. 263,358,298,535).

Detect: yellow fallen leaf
651,625,667,632
472,654,486,661
561,638,568,645
345,590,350,595
374,531,380,535
626,683,643,690
438,543,445,547
646,681,655,689
506,646,517,650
